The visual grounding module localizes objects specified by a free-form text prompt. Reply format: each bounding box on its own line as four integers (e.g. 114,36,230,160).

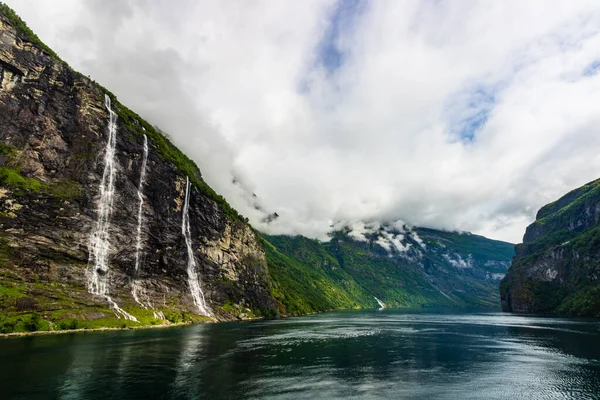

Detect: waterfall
374,297,385,309
87,94,137,322
129,134,164,320
182,177,211,317
88,94,118,295
131,134,148,307
107,296,137,321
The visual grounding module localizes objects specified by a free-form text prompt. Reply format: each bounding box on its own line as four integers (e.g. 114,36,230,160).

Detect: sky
7,0,600,243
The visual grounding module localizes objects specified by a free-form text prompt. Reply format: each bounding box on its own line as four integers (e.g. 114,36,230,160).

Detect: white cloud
7,0,600,243
443,253,473,270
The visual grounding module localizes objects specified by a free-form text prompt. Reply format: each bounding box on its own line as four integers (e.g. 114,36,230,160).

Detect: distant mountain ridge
501,178,600,317
265,223,514,314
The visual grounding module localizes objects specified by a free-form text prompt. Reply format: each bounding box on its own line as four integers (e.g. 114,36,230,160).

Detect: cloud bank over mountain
9,0,600,242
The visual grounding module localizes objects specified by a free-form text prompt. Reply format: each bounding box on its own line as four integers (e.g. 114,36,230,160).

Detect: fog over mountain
8,0,600,242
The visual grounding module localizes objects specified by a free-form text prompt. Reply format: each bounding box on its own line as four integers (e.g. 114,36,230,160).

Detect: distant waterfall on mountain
131,134,148,307
87,94,137,322
182,177,212,317
374,297,385,309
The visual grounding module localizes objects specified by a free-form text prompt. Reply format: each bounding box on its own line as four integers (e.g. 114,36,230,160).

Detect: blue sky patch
316,0,365,75
446,85,497,143
583,60,600,77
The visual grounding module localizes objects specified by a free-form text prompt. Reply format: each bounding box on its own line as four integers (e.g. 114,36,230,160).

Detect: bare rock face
500,179,600,317
0,12,277,326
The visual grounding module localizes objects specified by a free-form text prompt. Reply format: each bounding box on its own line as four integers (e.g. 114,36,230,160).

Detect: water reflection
0,310,598,399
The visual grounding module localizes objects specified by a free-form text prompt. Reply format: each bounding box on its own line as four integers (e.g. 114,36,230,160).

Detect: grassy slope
0,265,211,334
262,235,375,315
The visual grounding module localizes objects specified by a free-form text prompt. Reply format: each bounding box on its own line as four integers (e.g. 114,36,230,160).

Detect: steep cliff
501,178,600,317
0,5,277,332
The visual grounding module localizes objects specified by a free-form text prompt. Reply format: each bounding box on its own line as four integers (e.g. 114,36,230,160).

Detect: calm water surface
1,309,599,399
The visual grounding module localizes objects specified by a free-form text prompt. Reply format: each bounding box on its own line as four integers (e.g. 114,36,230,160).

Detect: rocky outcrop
0,8,277,328
501,179,600,317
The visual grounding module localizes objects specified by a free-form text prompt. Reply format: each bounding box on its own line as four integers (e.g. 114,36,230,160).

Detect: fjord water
1,310,599,399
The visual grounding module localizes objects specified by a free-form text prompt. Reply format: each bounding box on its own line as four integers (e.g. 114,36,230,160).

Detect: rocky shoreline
0,320,201,339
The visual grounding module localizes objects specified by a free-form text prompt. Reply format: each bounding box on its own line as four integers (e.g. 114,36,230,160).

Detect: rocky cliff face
0,8,276,330
501,179,600,317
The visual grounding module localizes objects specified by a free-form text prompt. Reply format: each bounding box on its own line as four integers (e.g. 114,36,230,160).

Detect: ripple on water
237,324,382,349
0,310,599,400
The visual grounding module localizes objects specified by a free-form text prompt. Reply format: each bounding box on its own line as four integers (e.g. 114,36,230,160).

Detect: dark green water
1,310,599,399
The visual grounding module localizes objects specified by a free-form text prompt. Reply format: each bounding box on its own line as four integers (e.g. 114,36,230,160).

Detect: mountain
0,5,513,334
501,178,600,317
0,4,278,332
265,224,514,314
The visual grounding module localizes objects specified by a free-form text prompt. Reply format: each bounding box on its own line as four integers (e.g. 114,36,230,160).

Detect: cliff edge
500,178,600,317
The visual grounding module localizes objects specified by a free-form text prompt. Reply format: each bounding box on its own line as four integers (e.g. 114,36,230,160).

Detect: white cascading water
374,297,385,309
131,134,148,307
129,136,165,320
182,177,212,317
88,94,137,322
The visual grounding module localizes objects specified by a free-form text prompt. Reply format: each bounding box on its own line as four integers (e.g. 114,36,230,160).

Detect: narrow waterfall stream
374,297,385,309
87,94,137,322
182,177,212,317
131,134,148,307
129,134,164,319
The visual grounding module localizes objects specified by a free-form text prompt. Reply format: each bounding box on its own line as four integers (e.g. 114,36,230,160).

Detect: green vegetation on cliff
263,235,374,315
0,143,83,200
0,270,210,335
105,95,244,222
501,178,600,317
518,179,600,256
0,143,43,193
0,3,62,61
0,167,43,193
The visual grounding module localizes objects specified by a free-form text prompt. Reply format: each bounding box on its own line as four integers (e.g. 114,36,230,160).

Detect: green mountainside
265,225,514,315
263,235,374,314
